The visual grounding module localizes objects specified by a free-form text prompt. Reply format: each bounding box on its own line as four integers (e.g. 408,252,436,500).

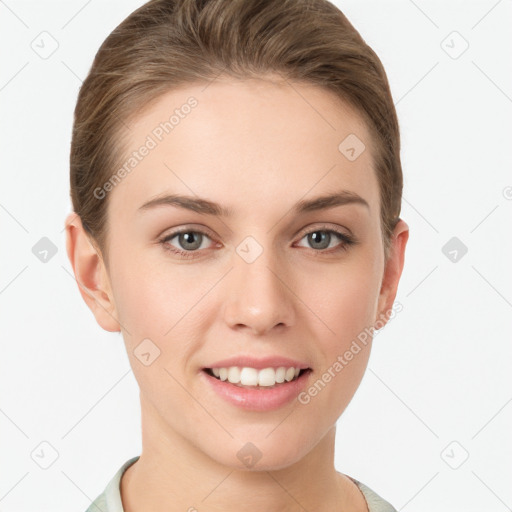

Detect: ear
64,212,121,332
375,218,409,327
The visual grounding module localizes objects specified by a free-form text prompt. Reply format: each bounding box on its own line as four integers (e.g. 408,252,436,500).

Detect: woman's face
86,75,407,469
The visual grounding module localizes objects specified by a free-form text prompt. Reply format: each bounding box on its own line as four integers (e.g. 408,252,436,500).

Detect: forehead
108,76,379,221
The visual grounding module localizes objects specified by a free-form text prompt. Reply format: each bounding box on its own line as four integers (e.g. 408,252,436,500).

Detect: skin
65,74,408,512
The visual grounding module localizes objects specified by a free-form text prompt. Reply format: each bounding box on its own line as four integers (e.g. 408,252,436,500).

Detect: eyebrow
138,190,369,217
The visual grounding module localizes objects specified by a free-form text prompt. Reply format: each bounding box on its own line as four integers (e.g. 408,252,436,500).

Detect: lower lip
200,369,312,412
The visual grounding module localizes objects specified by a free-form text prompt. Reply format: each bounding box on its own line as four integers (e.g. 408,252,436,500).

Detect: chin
206,436,310,472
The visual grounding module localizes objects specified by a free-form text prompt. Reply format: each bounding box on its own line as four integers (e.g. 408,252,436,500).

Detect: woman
65,0,409,510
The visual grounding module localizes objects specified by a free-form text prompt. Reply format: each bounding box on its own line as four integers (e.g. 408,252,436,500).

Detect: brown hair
69,0,402,266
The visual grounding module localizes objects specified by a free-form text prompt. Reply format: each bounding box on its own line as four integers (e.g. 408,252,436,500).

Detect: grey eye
306,231,333,250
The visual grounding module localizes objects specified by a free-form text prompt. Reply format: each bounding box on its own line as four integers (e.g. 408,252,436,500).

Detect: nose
222,247,296,336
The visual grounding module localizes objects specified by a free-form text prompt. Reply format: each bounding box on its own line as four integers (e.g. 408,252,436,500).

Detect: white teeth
275,367,286,383
209,366,304,386
240,367,259,386
258,368,276,387
227,367,241,384
285,367,295,382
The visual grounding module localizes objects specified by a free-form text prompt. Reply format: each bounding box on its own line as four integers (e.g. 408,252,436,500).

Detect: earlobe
375,219,409,328
64,212,121,332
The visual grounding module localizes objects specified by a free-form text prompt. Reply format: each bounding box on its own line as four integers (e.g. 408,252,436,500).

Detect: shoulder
347,475,398,512
84,456,140,512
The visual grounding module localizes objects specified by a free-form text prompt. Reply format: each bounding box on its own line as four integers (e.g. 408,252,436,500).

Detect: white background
1,0,511,511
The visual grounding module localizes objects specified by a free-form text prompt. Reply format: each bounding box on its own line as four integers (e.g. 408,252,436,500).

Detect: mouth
202,366,312,389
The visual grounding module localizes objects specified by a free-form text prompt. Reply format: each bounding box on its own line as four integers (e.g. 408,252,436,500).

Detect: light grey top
85,456,397,512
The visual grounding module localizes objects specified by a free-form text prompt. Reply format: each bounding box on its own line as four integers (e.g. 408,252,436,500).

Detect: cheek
108,251,182,341
293,266,378,421
295,256,381,348
109,252,212,374
109,258,196,400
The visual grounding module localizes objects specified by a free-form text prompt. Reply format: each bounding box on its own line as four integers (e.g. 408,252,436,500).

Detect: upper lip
203,356,311,370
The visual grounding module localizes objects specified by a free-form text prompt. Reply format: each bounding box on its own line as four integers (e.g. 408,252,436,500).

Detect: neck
120,396,367,512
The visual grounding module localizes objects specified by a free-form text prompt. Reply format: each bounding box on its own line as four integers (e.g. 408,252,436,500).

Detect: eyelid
295,222,353,240
159,223,217,241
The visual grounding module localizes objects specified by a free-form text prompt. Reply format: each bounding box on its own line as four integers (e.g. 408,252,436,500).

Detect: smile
204,366,308,388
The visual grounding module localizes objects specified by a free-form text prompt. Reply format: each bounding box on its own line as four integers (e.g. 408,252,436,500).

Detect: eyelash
158,226,357,260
